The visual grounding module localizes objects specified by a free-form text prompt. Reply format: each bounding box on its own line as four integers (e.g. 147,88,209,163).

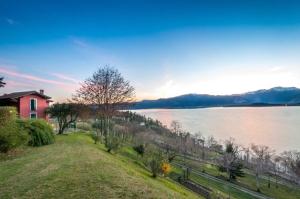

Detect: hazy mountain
132,87,300,109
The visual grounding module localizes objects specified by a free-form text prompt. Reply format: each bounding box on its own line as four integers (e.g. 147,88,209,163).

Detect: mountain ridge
132,87,300,109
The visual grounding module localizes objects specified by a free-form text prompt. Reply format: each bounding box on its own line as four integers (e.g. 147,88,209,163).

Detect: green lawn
0,133,199,199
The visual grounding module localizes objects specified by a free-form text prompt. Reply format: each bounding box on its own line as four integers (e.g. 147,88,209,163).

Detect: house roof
0,91,52,100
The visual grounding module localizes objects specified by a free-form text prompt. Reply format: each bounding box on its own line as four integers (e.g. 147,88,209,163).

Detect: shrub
77,122,92,131
19,119,55,147
91,132,101,143
0,107,27,153
106,134,122,153
0,106,17,125
92,120,105,144
133,144,145,157
161,162,171,176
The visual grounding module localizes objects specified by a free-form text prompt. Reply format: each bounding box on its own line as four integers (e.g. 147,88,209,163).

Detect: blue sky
1,0,300,101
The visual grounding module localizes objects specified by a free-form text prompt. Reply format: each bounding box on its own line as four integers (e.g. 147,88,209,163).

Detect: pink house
0,90,52,119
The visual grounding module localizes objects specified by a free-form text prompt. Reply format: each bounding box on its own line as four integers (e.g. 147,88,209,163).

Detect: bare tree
73,66,135,150
170,120,181,136
281,150,300,184
272,155,281,188
207,135,222,153
251,144,274,192
194,132,206,160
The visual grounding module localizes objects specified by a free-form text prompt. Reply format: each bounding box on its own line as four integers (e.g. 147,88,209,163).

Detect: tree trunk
256,173,260,192
58,125,64,134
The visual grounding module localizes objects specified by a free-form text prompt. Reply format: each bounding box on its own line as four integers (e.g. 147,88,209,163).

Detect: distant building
0,90,52,119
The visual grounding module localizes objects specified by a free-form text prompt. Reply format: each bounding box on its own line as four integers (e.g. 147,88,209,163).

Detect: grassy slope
0,133,199,199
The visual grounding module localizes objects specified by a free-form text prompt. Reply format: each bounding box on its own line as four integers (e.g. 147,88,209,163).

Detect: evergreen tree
0,77,6,88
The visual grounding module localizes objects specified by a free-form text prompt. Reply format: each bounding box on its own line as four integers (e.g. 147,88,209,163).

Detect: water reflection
134,107,300,152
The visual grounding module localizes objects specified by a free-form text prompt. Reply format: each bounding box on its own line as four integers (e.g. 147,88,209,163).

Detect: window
30,98,37,111
30,113,37,119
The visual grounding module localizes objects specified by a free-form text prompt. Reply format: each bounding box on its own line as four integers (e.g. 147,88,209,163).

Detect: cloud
269,66,283,72
0,66,80,102
50,73,78,83
0,67,76,88
70,36,118,64
3,80,35,89
154,80,183,98
71,37,88,48
5,18,17,25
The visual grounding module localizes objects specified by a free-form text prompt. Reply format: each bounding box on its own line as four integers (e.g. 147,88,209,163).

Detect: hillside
132,87,300,109
0,133,199,199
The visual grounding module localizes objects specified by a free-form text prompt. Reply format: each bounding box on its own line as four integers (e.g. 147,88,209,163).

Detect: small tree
218,139,245,181
251,144,274,192
194,132,206,160
170,120,181,136
166,149,177,163
146,148,165,178
0,77,5,88
47,103,80,134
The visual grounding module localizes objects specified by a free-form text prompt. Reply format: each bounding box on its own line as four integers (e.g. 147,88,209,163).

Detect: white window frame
29,98,38,119
30,113,37,119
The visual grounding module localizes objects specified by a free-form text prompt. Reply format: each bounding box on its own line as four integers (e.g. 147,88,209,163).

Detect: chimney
39,89,44,95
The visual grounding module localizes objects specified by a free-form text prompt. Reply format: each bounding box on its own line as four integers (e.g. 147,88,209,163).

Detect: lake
133,107,300,152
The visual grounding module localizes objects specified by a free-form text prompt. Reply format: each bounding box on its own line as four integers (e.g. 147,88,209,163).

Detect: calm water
134,107,300,152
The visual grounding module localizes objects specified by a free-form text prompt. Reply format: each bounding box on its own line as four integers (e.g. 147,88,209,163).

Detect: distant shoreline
129,103,300,110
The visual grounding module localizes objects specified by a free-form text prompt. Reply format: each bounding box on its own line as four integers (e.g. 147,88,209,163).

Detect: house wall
19,95,49,119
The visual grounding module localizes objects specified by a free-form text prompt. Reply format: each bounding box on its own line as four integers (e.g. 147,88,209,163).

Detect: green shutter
30,99,36,111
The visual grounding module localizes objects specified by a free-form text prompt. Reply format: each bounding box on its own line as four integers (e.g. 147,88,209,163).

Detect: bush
0,107,27,153
92,120,105,144
91,132,101,143
106,134,122,153
77,122,92,131
19,119,55,147
133,144,145,157
161,162,171,176
0,106,17,125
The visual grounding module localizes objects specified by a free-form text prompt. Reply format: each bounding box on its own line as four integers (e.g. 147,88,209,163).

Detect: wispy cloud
4,80,35,89
5,18,18,25
269,66,283,72
50,73,78,83
0,67,76,87
70,36,118,64
71,37,88,48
